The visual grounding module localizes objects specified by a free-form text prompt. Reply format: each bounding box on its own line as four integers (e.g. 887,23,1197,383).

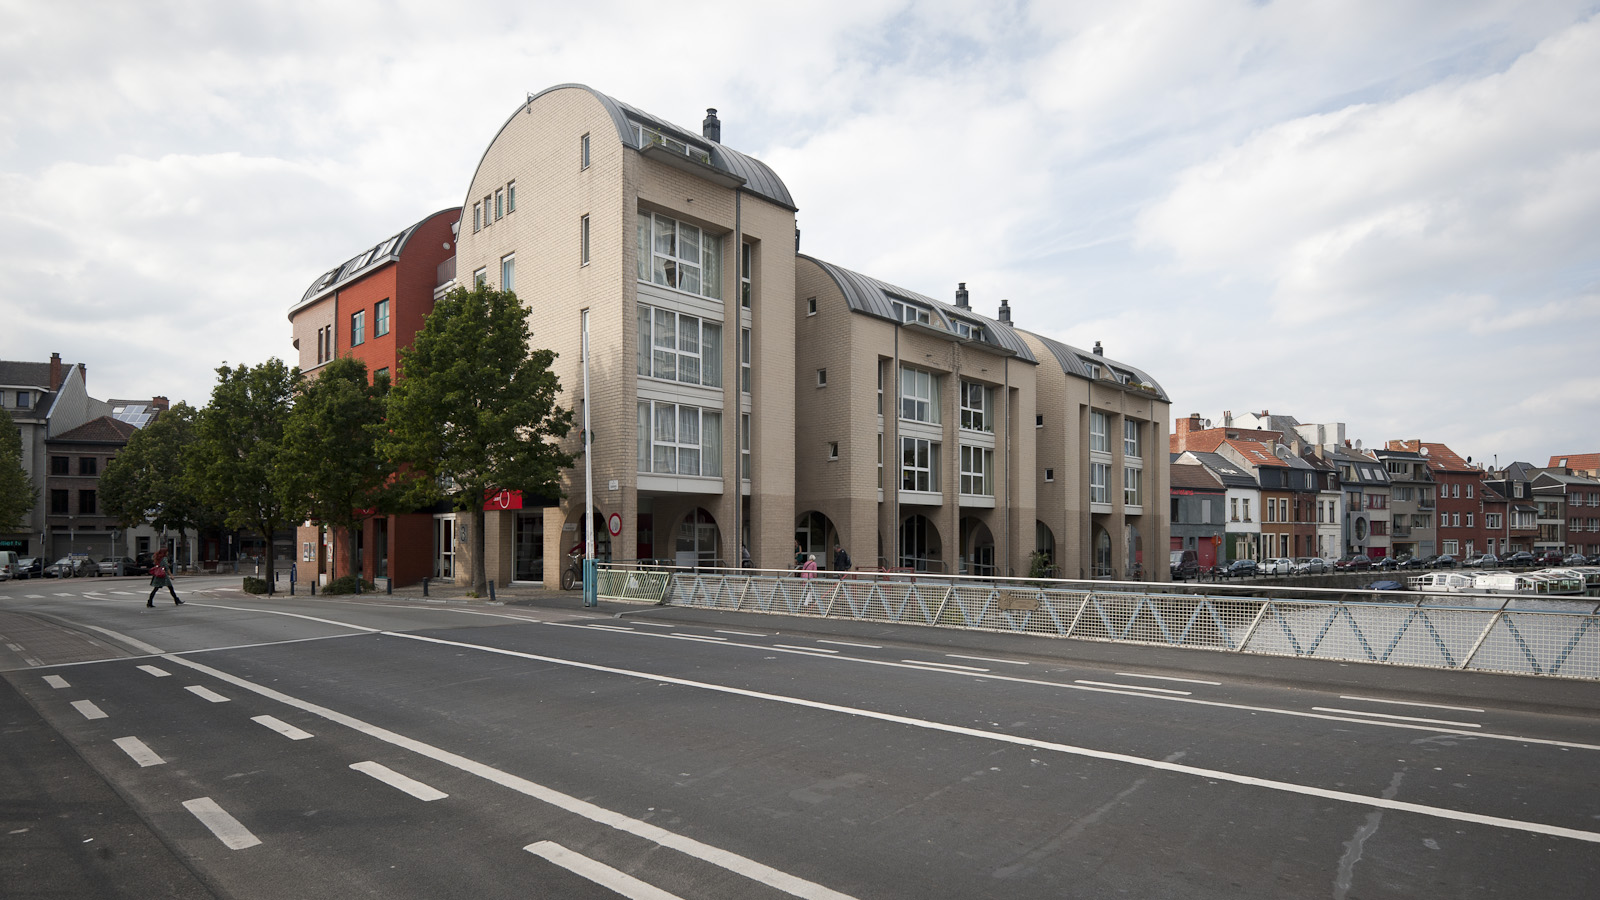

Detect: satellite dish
1420,446,1430,457
1355,439,1362,450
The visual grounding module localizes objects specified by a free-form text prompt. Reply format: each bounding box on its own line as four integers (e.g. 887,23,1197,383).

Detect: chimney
954,282,969,309
78,362,86,386
150,396,170,411
1173,413,1205,451
1223,410,1233,426
702,108,721,143
997,298,1012,325
50,352,62,390
1093,341,1103,356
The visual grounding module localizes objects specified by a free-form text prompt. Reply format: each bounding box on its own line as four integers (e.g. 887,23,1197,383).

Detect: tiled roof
48,416,137,444
1548,452,1600,470
1170,462,1225,492
0,360,69,389
1182,451,1260,489
1419,441,1475,473
1226,438,1288,467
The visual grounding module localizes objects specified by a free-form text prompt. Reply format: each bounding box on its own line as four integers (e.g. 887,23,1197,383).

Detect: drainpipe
733,188,742,567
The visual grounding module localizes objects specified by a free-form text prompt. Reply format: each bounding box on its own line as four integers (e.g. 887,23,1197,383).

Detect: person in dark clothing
832,544,852,572
147,560,182,607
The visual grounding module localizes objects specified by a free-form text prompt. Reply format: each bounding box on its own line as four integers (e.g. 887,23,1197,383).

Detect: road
3,574,1598,899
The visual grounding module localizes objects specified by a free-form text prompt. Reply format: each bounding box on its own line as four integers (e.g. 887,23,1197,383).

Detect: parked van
0,551,19,581
1170,549,1199,580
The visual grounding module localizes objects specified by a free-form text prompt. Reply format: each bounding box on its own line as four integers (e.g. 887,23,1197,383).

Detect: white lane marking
636,621,675,628
527,840,685,899
186,685,229,703
1313,707,1481,729
23,657,42,667
1338,695,1485,713
350,761,449,801
54,593,74,597
137,665,170,677
111,591,140,596
253,715,313,740
182,797,261,850
716,630,768,637
1077,680,1192,696
673,633,727,641
776,644,837,653
72,700,107,720
80,624,164,655
25,594,45,599
901,660,989,672
113,736,165,767
43,675,69,689
1116,672,1221,686
163,654,860,900
383,632,1600,846
948,654,1029,666
816,640,881,649
585,625,635,632
6,643,23,652
535,621,1600,751
178,603,380,633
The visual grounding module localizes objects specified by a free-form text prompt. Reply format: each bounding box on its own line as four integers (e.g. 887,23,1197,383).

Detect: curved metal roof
480,84,795,211
800,256,1036,362
1027,332,1169,401
294,208,456,312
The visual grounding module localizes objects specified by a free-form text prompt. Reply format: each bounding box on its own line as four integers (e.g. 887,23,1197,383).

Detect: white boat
1405,572,1477,593
1472,570,1585,596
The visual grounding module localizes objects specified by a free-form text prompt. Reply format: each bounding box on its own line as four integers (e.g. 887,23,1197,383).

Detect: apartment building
1394,440,1483,559
1175,449,1261,563
1331,445,1393,559
1485,463,1540,554
450,85,799,585
1372,444,1436,560
1533,469,1600,557
793,264,1038,576
288,208,459,587
1169,459,1226,568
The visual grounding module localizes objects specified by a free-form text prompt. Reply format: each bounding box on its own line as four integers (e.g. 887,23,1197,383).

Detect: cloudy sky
3,0,1596,466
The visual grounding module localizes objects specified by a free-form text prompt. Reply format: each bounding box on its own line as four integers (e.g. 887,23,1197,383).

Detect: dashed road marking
43,675,70,689
137,665,170,677
1313,707,1481,729
114,736,165,767
1077,680,1192,695
776,644,837,653
1116,672,1221,686
948,654,1029,666
1338,695,1485,713
350,761,448,801
902,659,989,672
252,715,313,740
71,700,107,720
186,685,229,703
182,797,261,849
816,640,881,649
526,840,685,899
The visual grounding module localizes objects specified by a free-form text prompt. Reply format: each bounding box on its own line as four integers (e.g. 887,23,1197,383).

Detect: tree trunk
471,504,487,596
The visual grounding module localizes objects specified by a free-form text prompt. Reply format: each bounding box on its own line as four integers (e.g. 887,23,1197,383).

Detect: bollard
310,581,316,596
582,559,598,607
386,576,392,596
290,579,295,596
423,577,429,598
489,579,496,601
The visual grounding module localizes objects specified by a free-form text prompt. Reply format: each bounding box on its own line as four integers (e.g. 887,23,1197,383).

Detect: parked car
1396,555,1431,570
1370,556,1399,571
1536,550,1566,566
1224,558,1258,577
1335,555,1373,571
0,551,18,580
1588,552,1600,565
1259,557,1294,576
44,555,96,578
1503,551,1536,567
1169,549,1199,580
1291,557,1327,574
1434,554,1457,569
1465,553,1498,568
15,556,44,579
1562,553,1588,566
97,556,146,576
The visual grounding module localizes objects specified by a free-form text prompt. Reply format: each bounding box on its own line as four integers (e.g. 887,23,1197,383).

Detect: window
1090,462,1110,504
501,254,515,292
637,211,722,299
17,390,29,407
806,297,817,316
350,310,366,346
1267,499,1276,523
1089,411,1109,453
741,243,752,308
1045,468,1054,482
1466,513,1474,527
891,300,931,325
375,367,389,383
1086,363,1101,380
959,381,992,432
495,188,504,220
473,202,481,233
740,414,750,480
581,133,590,169
1443,540,1459,555
580,215,590,265
79,457,97,476
1035,414,1044,428
828,442,839,460
473,267,487,288
899,367,938,423
1243,498,1252,522
636,303,722,388
1466,483,1474,498
1123,467,1142,507
78,489,96,515
51,456,69,475
636,401,721,476
960,445,993,496
740,328,750,394
817,368,827,387
1123,419,1141,459
1452,513,1461,527
1487,513,1502,529
375,299,390,337
901,437,937,492
952,319,983,341
506,181,516,212
51,489,68,513
1231,497,1239,521
483,195,492,224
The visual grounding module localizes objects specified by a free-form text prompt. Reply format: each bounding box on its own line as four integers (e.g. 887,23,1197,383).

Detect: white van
0,551,19,581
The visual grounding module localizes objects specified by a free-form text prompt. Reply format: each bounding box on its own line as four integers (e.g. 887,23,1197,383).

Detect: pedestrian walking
147,559,182,607
800,553,818,607
832,543,852,573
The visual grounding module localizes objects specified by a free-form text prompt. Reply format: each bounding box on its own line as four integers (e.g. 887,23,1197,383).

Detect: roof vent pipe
1093,340,1103,356
702,108,721,142
997,298,1012,325
955,282,969,309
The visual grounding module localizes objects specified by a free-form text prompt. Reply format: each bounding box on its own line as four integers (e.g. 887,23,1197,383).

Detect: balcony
1418,499,1435,510
1392,525,1412,538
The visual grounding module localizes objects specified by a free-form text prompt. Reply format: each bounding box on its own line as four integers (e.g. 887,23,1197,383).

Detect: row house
1330,445,1392,559
1168,458,1227,568
1484,462,1540,554
1174,449,1261,563
1548,453,1600,479
1534,469,1600,557
1371,444,1436,559
1393,440,1482,559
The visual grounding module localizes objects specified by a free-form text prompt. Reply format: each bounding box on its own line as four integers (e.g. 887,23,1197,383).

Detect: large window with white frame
959,381,992,432
636,304,722,388
1123,419,1142,459
891,299,931,325
500,254,515,292
1090,462,1110,505
901,437,938,492
900,366,939,423
1090,411,1109,453
960,445,993,496
637,401,721,477
1124,467,1142,507
637,211,722,299
740,414,750,480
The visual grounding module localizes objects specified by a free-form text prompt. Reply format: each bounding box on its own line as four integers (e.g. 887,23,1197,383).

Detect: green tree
281,356,391,579
0,407,35,532
189,359,301,591
100,402,214,561
381,284,574,595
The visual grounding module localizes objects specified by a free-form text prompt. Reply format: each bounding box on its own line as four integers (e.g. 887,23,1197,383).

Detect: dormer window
953,319,983,341
891,300,930,325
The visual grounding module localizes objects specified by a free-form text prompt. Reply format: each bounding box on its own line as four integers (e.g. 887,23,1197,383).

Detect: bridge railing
594,565,1600,681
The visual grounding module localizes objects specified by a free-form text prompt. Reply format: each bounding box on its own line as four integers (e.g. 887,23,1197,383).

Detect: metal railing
595,565,1600,681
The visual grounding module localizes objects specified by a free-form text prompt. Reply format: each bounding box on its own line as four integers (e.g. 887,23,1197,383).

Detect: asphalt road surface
3,574,1598,899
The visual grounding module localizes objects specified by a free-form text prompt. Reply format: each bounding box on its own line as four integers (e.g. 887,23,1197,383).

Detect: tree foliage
281,356,391,568
189,359,300,590
100,402,214,547
381,284,574,594
0,407,34,532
